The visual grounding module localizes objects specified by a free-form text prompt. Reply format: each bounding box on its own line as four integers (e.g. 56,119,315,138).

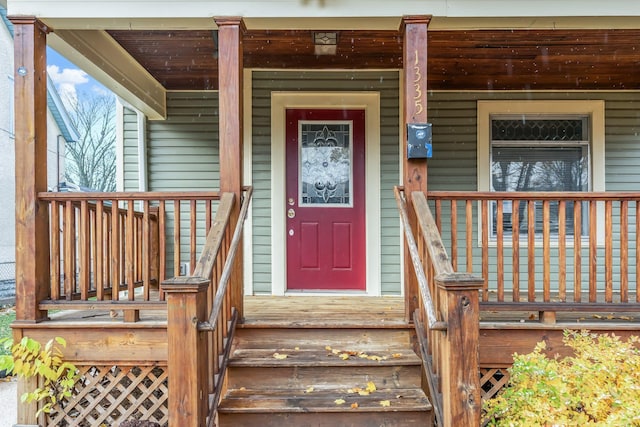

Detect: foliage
0,336,78,416
483,330,640,426
0,309,14,356
64,93,116,192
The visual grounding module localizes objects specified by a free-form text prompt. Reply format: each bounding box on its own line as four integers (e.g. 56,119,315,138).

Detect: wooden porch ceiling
106,28,640,91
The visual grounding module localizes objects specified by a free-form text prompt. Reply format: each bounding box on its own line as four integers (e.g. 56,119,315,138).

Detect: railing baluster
605,200,613,303
496,199,504,302
574,200,582,303
111,199,120,301
159,200,166,300
512,199,520,302
558,200,566,302
450,200,458,270
481,199,489,301
50,201,61,301
620,200,628,303
126,200,135,300
542,200,550,302
466,200,473,273
191,200,197,275
80,200,90,300
589,200,597,302
64,200,76,300
143,200,150,301
527,200,535,302
174,200,181,277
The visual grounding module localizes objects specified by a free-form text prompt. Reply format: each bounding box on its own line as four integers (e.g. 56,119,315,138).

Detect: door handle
287,208,296,219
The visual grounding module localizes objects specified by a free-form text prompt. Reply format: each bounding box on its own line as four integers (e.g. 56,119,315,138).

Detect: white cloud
47,65,89,107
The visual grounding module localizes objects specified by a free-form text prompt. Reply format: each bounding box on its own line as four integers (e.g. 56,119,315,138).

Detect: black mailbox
407,123,432,159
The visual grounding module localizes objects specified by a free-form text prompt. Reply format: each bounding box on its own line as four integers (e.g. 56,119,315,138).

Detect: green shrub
0,336,78,416
483,330,640,426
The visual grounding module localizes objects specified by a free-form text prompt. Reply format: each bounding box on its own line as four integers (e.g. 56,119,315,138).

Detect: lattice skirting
480,367,510,401
47,365,168,427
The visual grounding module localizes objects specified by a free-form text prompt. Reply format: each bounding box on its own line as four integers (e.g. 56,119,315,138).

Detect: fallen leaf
295,346,300,351
339,353,350,360
392,353,403,358
606,315,614,320
359,353,369,358
620,316,634,320
305,386,314,393
332,349,341,355
240,387,246,391
273,353,288,360
358,390,370,396
366,381,377,393
593,314,603,319
325,345,332,351
335,398,346,405
367,355,383,361
351,402,359,409
380,400,391,407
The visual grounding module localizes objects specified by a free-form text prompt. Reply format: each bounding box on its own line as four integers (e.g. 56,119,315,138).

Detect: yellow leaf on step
380,400,391,407
335,399,346,405
358,390,370,396
332,349,341,355
339,353,350,360
392,353,403,358
351,402,359,409
368,355,383,361
325,345,332,351
366,381,377,393
295,346,300,351
305,386,314,393
273,353,288,360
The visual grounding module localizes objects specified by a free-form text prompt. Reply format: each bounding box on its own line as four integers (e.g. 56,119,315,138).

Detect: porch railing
162,187,252,427
38,191,222,320
395,186,483,427
427,191,640,321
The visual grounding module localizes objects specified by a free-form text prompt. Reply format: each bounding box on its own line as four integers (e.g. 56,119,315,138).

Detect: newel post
163,277,210,427
437,273,483,427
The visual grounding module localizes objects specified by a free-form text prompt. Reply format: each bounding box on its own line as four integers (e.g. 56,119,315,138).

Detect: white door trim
271,92,381,295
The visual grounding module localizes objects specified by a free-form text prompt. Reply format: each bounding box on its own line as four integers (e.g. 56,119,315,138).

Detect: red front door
285,109,366,291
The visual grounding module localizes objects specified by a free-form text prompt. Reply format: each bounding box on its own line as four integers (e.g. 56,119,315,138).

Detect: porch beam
11,17,50,325
47,30,167,120
215,16,245,317
402,15,431,322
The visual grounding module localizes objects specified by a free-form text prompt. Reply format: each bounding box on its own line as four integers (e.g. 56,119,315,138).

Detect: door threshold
284,290,371,297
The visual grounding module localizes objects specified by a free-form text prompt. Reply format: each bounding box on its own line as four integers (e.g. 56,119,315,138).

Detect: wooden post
402,15,431,322
163,277,210,427
215,17,244,319
437,273,483,427
11,17,50,324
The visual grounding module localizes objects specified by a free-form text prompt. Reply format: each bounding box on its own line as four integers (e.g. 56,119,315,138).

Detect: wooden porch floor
40,294,638,329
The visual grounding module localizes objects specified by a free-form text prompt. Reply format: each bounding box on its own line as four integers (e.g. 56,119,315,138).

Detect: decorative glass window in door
299,121,353,206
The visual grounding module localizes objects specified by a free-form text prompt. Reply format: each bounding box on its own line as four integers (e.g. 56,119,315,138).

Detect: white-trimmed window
478,100,605,241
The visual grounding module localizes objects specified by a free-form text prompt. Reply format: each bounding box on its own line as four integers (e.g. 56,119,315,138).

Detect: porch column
402,15,431,322
215,17,245,317
11,17,50,323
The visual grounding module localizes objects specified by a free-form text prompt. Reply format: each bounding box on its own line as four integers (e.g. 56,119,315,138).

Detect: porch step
217,325,434,427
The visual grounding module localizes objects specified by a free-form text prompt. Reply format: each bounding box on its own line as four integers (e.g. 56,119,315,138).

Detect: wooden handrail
199,186,253,331
393,186,445,331
38,190,221,201
428,190,640,201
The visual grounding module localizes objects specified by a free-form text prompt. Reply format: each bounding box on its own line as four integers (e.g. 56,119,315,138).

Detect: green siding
251,71,401,295
147,92,219,191
122,106,139,191
426,91,640,293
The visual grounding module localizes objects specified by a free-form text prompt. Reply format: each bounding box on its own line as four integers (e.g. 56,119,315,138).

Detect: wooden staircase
217,323,434,426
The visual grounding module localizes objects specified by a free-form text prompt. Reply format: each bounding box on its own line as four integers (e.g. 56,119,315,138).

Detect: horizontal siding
122,106,139,191
147,92,219,191
251,71,401,295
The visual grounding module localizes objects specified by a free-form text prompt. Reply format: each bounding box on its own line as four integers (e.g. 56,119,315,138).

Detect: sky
47,47,110,106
